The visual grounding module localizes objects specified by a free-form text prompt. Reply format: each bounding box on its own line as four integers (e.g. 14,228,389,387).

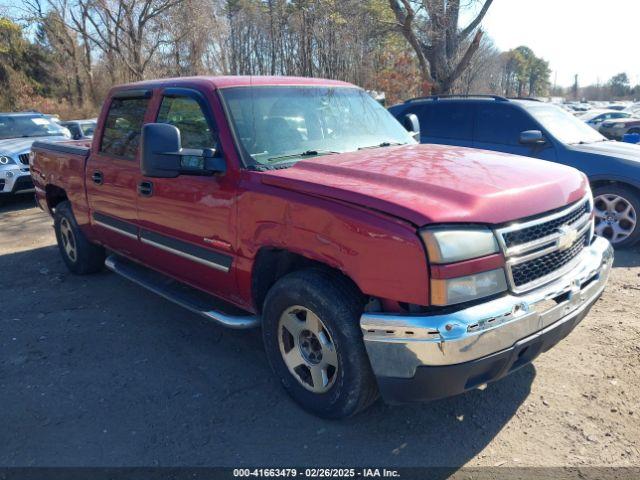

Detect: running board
105,255,260,329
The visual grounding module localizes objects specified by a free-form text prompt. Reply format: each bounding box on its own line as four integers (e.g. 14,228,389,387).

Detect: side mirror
402,113,421,142
141,123,226,178
519,130,546,145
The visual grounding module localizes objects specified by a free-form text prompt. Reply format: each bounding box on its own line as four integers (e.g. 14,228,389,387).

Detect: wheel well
45,185,68,212
251,248,361,314
590,179,640,197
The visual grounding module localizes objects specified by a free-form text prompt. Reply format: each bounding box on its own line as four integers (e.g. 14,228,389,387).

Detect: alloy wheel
278,305,339,393
594,193,637,244
59,217,78,262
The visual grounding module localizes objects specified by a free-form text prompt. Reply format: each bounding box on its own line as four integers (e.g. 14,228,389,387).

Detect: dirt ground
1,193,639,469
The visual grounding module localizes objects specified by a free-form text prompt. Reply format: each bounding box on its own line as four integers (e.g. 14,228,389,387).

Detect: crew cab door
134,88,238,300
86,91,151,256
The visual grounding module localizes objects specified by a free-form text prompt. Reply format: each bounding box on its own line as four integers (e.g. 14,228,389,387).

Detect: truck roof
114,76,355,93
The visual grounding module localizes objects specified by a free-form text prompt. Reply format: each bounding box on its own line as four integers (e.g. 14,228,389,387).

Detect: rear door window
100,97,149,159
420,103,474,141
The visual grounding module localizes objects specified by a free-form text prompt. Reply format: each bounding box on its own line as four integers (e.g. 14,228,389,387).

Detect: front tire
262,269,378,418
54,201,105,274
593,185,640,248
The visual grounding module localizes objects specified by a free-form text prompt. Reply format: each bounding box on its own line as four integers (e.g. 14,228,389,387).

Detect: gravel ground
1,194,639,469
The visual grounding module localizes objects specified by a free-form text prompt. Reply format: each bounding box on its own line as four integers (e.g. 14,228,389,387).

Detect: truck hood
260,144,588,226
569,140,640,162
0,136,68,156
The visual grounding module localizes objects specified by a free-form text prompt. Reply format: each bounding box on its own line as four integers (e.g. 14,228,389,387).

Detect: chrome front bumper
361,236,613,379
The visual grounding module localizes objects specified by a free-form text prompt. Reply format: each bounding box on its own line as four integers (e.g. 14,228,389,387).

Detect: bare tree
453,34,500,95
388,0,494,94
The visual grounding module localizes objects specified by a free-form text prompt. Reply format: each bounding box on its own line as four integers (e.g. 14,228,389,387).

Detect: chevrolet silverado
30,76,613,418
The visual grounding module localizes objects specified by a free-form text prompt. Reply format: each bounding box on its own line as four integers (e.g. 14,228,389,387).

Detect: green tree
0,17,55,110
609,72,630,98
500,46,550,97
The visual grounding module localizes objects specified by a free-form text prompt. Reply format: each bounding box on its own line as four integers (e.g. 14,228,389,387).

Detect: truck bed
31,140,92,224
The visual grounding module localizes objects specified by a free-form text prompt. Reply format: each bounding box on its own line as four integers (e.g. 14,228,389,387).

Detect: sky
479,0,640,88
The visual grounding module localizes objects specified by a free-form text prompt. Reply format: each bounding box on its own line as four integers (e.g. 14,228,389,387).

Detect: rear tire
54,201,105,274
262,269,378,418
592,184,640,248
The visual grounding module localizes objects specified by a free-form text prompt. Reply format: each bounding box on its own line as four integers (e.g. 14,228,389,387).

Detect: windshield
79,121,97,136
220,86,415,166
0,114,71,140
579,110,609,121
526,104,606,144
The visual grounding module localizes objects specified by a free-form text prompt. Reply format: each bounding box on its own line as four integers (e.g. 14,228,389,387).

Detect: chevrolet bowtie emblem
557,225,579,251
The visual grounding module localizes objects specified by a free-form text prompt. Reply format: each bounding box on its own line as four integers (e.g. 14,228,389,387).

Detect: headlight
431,269,508,306
0,155,13,165
420,226,506,305
420,226,499,263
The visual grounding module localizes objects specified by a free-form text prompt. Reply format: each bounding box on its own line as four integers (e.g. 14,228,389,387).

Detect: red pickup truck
30,76,613,418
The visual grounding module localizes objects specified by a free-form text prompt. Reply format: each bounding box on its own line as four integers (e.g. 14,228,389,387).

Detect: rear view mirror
141,123,226,178
402,113,420,142
519,130,546,145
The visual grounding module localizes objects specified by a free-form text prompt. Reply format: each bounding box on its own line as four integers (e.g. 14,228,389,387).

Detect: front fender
234,182,429,308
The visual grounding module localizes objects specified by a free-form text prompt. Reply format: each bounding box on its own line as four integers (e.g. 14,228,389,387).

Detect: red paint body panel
31,144,91,225
234,172,429,306
30,76,589,313
262,144,588,226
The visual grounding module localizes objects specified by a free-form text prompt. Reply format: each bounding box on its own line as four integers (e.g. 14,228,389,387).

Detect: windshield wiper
266,150,339,162
358,141,406,150
571,139,608,145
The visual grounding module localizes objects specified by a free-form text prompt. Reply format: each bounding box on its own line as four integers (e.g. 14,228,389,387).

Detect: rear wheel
593,185,640,247
262,269,378,418
54,201,105,273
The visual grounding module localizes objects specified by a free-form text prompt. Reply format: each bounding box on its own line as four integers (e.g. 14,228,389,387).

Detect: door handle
92,171,103,185
137,181,153,197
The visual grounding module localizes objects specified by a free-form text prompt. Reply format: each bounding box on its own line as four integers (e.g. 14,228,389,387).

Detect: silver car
580,109,633,130
599,117,640,140
0,112,70,197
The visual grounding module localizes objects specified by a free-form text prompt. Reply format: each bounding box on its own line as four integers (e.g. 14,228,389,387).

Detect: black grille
511,233,588,287
18,153,30,165
503,201,589,248
13,175,33,191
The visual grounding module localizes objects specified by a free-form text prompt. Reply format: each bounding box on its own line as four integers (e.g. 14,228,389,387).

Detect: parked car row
0,113,95,199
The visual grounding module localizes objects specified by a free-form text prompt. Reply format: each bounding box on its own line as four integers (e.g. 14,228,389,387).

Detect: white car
0,112,70,198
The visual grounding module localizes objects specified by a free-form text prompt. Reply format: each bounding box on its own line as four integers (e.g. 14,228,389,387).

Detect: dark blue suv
389,95,640,247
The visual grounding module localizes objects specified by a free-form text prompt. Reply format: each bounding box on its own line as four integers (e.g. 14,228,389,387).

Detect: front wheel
593,185,640,247
262,269,378,418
